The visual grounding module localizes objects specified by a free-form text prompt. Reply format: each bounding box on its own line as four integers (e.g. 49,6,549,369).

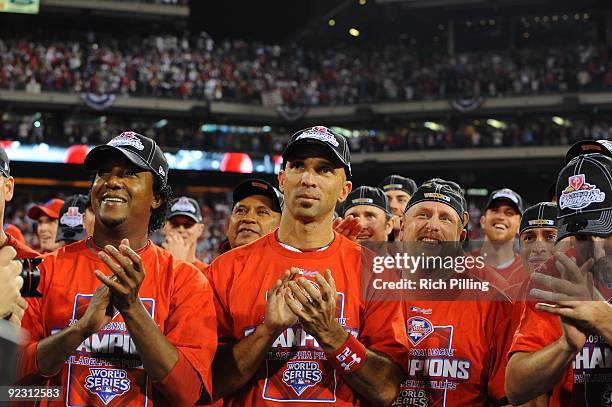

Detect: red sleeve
6,232,40,258
204,258,236,346
155,261,217,403
510,300,561,355
358,298,409,371
154,350,205,405
193,260,208,273
485,301,515,403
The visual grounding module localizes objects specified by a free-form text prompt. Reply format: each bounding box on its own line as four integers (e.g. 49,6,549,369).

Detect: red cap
27,198,65,220
4,224,25,244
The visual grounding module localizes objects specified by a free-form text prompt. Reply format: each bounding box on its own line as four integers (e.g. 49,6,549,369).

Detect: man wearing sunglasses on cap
163,196,207,271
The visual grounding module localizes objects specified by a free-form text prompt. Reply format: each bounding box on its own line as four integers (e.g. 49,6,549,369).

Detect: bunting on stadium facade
449,96,485,113
80,93,117,111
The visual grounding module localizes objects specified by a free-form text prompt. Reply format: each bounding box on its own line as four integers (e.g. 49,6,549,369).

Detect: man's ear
460,228,468,242
4,176,14,202
338,181,352,203
385,217,394,236
479,215,485,230
195,223,205,238
278,170,286,193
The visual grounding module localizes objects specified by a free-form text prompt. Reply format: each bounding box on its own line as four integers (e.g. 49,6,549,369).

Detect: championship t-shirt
205,231,408,406
17,239,217,406
394,285,514,406
510,254,612,407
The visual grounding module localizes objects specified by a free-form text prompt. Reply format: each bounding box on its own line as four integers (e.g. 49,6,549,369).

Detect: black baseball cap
233,179,284,213
282,126,352,179
342,186,390,216
168,196,203,223
56,194,88,243
378,175,417,196
519,202,558,236
485,188,524,214
565,139,612,163
0,145,9,178
407,179,467,225
557,153,612,241
84,131,169,185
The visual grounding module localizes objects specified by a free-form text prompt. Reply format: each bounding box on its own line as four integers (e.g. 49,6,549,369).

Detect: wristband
328,334,367,374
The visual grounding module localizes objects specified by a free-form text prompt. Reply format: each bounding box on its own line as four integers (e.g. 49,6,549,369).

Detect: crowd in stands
1,113,611,153
0,32,611,106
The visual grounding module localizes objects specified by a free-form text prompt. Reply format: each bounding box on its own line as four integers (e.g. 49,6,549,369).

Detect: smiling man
205,126,407,406
518,202,558,277
378,175,417,241
16,132,217,405
341,186,393,242
473,188,525,299
27,198,64,253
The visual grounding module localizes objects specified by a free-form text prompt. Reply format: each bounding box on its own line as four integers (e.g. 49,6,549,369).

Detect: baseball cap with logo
84,131,169,185
56,194,88,242
233,179,284,213
27,198,65,221
407,179,467,226
282,126,352,179
0,145,10,178
519,202,558,236
342,186,390,216
485,188,524,214
378,175,417,196
167,197,203,223
565,139,612,163
556,153,612,241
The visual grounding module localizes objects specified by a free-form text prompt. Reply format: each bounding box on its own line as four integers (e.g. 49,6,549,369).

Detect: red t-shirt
193,259,208,273
509,254,612,407
7,232,40,259
394,283,514,406
205,231,408,406
471,250,527,300
17,239,217,406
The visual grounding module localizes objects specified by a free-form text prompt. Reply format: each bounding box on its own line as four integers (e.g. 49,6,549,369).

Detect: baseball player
473,188,526,299
27,198,65,253
56,194,89,244
225,178,283,252
340,186,393,242
518,202,558,278
506,152,612,406
379,175,417,241
16,132,217,406
395,179,514,406
163,196,207,271
206,126,408,406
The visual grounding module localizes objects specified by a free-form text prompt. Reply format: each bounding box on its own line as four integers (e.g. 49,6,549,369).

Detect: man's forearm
342,350,403,406
506,340,577,405
121,302,178,381
36,323,88,376
212,323,279,400
593,302,612,344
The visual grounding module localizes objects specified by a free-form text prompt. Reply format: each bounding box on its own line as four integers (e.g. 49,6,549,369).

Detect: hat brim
342,202,389,217
565,140,612,163
486,197,522,214
84,145,153,174
233,182,282,213
168,211,202,223
282,139,351,178
56,227,87,243
27,205,59,220
557,210,612,241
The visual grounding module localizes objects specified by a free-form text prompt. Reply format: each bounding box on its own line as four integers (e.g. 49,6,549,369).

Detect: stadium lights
348,28,360,37
328,19,336,26
154,119,168,128
359,0,366,5
33,121,41,128
424,122,446,132
262,126,271,132
486,119,507,130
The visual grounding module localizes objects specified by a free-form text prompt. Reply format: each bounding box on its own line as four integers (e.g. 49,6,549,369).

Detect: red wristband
328,334,367,374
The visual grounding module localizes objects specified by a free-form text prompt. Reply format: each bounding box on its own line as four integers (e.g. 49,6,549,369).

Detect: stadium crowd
0,32,611,105
2,113,611,152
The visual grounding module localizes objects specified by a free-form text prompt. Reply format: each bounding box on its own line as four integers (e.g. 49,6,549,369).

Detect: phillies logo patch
559,174,606,210
108,132,144,151
406,316,433,346
60,206,83,228
84,368,131,405
282,361,323,396
171,197,196,213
